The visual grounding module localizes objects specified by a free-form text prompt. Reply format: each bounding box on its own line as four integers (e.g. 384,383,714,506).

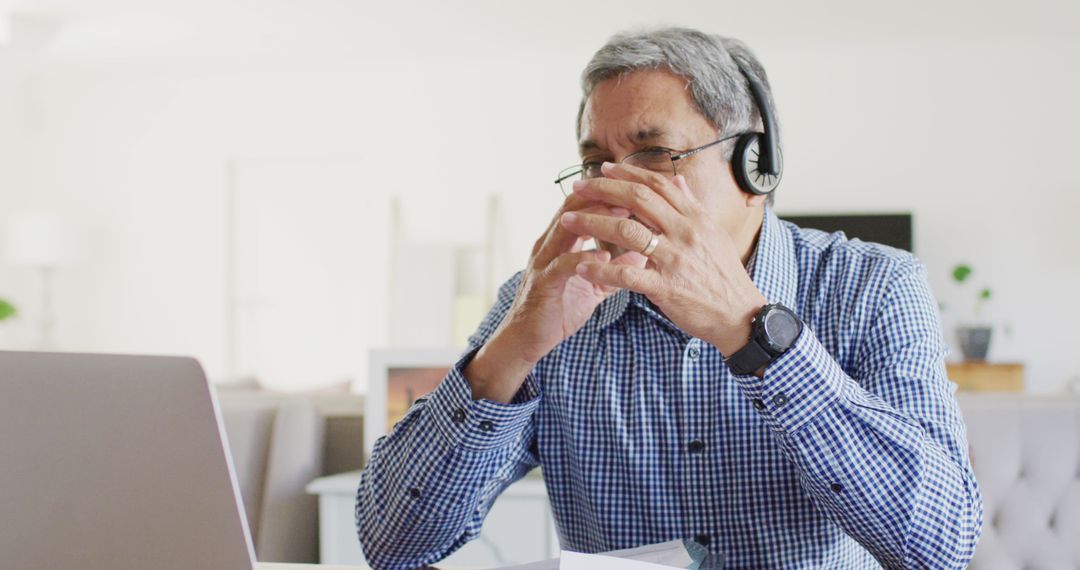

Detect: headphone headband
732,59,779,176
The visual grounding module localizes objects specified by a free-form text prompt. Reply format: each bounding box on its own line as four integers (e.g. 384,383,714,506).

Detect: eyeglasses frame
554,132,745,190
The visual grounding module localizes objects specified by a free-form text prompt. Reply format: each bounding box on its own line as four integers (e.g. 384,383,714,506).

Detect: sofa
959,394,1080,569
216,388,365,563
214,388,1080,568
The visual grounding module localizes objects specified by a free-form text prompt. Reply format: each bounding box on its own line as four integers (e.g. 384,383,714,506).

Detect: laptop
0,351,257,570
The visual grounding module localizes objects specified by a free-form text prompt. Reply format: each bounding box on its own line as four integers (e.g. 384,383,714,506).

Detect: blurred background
0,0,1078,395
3,2,1080,567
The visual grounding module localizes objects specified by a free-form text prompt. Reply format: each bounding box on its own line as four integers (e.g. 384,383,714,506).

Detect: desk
259,561,369,565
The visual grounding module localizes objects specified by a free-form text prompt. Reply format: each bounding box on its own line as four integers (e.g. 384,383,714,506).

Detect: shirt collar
749,204,799,309
589,205,798,332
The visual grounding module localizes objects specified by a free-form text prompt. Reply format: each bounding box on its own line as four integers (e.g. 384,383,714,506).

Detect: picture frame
363,347,464,458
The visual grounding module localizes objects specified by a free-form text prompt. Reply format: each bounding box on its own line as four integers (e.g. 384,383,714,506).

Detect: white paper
559,550,680,570
599,539,694,567
495,558,560,570
492,539,692,570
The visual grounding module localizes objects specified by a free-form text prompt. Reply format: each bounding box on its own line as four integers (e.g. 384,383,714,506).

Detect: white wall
0,0,1077,392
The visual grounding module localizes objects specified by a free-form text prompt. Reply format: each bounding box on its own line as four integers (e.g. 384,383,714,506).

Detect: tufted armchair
959,394,1080,569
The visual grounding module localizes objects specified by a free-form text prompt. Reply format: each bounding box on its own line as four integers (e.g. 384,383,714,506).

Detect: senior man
357,28,982,569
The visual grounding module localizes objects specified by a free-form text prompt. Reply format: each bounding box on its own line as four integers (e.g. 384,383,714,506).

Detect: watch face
763,308,801,351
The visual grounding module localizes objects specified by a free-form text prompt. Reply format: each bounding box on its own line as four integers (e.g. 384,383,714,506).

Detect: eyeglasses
554,133,743,196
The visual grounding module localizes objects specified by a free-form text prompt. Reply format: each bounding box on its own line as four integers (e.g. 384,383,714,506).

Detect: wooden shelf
947,362,1024,392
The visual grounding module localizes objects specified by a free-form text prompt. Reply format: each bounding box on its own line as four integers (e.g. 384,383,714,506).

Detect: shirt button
694,533,711,546
772,393,789,407
408,487,421,499
479,420,494,433
451,408,466,423
688,346,701,360
830,483,843,494
688,440,705,454
751,398,765,411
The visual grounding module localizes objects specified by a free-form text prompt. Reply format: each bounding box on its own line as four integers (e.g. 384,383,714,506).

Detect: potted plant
0,298,15,323
0,298,16,348
951,264,993,361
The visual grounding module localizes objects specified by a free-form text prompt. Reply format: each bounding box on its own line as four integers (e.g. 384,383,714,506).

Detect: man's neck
737,206,766,269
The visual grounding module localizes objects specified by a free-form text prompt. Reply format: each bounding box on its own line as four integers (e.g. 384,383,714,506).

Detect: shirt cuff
731,326,846,434
426,346,542,452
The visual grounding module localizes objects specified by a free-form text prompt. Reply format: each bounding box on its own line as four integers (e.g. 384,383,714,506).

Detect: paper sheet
598,540,695,567
492,539,693,570
559,550,683,570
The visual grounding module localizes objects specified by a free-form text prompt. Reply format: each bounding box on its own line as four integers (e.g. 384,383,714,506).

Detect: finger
531,193,598,258
557,188,632,219
560,211,672,266
534,203,630,269
571,177,683,237
674,174,696,203
574,257,661,295
610,250,647,269
545,202,631,257
600,161,695,214
543,248,611,282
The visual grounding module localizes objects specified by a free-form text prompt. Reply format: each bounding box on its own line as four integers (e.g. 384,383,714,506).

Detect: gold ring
641,233,660,256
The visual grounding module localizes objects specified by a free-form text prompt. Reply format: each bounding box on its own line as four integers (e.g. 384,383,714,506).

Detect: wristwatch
724,303,803,375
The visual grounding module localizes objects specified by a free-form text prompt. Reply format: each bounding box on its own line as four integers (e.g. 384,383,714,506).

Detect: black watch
724,303,803,376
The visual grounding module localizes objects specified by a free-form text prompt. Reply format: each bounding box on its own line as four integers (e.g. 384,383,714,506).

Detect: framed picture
364,347,464,457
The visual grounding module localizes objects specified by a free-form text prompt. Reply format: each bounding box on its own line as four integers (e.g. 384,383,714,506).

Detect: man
357,28,982,569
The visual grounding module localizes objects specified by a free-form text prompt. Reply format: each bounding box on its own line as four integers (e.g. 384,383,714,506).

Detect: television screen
779,213,913,253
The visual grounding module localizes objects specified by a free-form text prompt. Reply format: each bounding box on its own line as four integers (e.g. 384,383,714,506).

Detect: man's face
578,69,762,255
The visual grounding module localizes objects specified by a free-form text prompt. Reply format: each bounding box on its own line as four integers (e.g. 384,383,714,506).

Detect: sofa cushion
217,389,364,563
220,399,279,546
958,394,1080,569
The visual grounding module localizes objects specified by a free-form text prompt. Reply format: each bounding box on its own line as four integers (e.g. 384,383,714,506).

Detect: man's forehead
578,78,717,153
579,126,671,152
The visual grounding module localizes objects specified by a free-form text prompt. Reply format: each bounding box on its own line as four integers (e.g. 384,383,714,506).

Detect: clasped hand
463,161,768,402
561,161,766,356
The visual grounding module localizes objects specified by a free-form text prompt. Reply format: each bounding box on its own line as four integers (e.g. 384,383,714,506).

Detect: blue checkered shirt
356,206,982,569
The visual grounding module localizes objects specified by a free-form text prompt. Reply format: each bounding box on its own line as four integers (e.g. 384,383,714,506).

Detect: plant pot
956,325,993,361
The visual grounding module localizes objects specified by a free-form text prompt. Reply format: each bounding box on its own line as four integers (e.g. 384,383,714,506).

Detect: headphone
730,59,782,196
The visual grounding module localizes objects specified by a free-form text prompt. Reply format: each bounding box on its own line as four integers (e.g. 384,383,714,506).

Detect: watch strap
725,337,773,376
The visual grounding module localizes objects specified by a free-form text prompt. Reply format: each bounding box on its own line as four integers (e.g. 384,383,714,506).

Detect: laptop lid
0,351,257,570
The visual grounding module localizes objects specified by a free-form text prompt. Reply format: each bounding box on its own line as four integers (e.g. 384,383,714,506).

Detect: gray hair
577,27,780,203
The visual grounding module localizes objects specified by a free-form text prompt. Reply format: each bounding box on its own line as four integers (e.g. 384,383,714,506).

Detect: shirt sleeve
732,261,983,569
355,271,543,570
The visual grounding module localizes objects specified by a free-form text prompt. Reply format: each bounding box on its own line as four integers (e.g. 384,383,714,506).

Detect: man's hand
561,161,768,356
465,193,637,403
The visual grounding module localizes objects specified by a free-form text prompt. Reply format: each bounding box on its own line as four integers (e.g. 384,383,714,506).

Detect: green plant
951,263,992,321
0,298,15,322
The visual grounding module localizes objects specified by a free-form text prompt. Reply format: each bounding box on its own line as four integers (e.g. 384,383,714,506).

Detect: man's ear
744,192,768,208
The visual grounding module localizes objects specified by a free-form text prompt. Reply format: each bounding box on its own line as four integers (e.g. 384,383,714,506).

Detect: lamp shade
4,212,73,267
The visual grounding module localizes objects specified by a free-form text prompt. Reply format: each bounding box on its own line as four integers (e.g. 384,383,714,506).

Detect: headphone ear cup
732,132,783,196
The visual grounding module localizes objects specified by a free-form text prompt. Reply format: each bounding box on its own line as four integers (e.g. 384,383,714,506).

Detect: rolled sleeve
427,347,542,452
731,326,845,434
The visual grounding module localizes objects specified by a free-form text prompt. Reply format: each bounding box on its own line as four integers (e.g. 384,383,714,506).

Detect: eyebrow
579,127,670,153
